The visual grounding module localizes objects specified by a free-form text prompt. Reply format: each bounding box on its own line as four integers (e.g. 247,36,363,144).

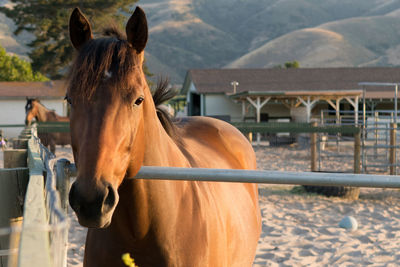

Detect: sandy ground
45,145,400,266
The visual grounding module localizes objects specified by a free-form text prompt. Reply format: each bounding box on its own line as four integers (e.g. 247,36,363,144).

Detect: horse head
67,7,149,228
25,98,38,125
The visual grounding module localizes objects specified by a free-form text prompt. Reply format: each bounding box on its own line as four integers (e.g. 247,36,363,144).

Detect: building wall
204,94,242,121
0,99,65,138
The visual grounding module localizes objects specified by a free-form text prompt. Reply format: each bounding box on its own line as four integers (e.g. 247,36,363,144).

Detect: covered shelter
181,67,400,124
228,90,361,124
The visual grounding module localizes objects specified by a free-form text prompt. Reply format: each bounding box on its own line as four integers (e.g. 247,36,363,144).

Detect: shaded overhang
228,90,363,101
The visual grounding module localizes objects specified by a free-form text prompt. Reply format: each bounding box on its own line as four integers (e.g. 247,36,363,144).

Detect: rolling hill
226,11,400,68
2,0,400,83
143,0,400,82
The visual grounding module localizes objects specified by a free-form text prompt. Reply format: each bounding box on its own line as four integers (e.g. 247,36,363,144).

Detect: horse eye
134,97,144,106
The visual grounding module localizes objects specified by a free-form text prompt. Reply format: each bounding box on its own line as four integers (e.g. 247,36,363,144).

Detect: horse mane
152,78,179,139
67,26,179,139
67,26,140,102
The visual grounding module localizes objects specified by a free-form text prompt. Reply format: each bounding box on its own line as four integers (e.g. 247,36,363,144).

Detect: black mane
152,78,178,138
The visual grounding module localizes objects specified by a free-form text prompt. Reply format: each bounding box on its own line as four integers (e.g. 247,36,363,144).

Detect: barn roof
182,67,400,99
0,80,66,100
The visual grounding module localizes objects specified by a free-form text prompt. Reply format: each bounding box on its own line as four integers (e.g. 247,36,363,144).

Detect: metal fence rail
36,122,70,133
231,122,360,134
35,121,361,135
67,164,400,188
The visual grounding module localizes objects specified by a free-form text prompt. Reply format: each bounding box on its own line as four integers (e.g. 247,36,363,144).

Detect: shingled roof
0,80,66,100
182,67,400,98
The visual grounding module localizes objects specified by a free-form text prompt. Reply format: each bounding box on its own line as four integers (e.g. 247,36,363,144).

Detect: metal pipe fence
320,109,400,174
66,164,400,188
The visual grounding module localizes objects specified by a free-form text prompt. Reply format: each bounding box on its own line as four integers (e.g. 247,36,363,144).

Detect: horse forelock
25,98,39,113
67,32,141,102
67,28,180,142
25,98,33,110
103,26,126,40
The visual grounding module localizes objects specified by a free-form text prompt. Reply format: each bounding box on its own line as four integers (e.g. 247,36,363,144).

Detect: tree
1,0,137,79
274,61,300,69
284,60,300,69
0,44,48,81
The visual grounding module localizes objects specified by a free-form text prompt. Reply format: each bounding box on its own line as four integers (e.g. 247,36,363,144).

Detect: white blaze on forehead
104,70,112,79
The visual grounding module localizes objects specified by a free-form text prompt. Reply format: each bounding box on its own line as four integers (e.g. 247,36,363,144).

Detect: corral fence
1,121,400,266
231,121,362,174
22,121,365,174
320,109,399,175
35,121,363,173
62,161,400,188
55,119,400,188
0,125,71,267
230,113,400,175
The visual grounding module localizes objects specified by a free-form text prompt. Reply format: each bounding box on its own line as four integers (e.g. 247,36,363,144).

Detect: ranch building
0,80,67,138
181,67,400,124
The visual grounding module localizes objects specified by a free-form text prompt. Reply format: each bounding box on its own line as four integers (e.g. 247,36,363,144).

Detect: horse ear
126,6,148,54
69,8,93,50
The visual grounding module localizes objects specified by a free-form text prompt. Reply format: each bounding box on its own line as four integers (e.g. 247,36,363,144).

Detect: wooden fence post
390,123,397,175
7,217,23,267
11,139,28,149
56,159,71,211
3,149,27,168
354,130,361,174
0,168,29,267
18,138,52,267
247,132,253,143
310,122,317,172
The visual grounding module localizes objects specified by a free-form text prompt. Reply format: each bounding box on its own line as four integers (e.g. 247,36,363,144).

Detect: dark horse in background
67,6,261,267
25,98,71,153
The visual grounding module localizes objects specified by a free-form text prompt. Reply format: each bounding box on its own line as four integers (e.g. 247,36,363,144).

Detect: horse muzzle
69,180,119,228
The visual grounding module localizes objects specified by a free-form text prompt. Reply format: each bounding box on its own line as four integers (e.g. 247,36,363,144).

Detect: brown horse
67,7,261,267
25,98,70,153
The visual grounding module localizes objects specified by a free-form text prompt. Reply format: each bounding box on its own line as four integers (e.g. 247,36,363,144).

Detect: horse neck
35,103,50,122
115,86,190,240
141,87,189,168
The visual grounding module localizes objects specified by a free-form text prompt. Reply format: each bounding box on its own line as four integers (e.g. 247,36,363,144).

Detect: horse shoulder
173,117,261,266
176,116,256,170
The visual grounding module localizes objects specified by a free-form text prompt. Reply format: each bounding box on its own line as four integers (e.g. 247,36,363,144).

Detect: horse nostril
102,185,116,213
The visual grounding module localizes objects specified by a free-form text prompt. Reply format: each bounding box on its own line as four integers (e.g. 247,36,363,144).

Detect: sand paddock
50,145,400,266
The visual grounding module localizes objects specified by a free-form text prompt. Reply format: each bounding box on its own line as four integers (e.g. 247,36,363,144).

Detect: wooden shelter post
241,101,246,121
246,96,271,143
297,96,319,123
345,96,359,125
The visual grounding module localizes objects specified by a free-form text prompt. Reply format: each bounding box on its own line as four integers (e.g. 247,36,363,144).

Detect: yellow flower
121,253,138,267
